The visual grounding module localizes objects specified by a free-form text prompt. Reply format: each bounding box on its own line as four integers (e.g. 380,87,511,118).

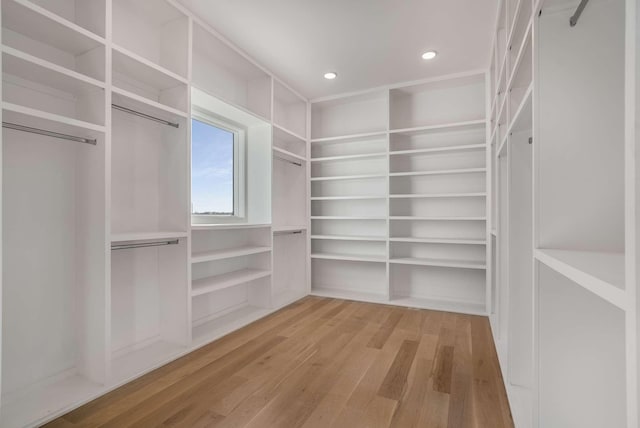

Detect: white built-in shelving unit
488,0,639,426
309,73,489,315
0,0,309,426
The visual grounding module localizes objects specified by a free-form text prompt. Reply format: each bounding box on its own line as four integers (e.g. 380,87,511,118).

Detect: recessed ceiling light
324,72,337,80
422,51,438,60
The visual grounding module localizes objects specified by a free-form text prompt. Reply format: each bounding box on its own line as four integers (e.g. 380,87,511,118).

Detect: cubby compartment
273,152,306,229
312,198,387,218
112,0,188,77
1,116,107,428
389,122,485,151
312,175,387,198
112,47,189,113
389,74,485,130
192,23,271,120
390,170,486,195
390,194,485,218
390,148,485,174
191,227,271,263
496,1,508,74
311,218,387,240
110,99,188,238
273,81,307,137
508,31,532,116
538,263,626,428
311,133,387,159
508,0,532,78
2,0,106,81
538,0,625,289
312,259,388,299
312,239,386,261
390,218,486,241
311,90,388,139
2,47,105,126
311,153,387,177
390,241,486,269
390,264,486,314
110,239,189,384
272,230,307,307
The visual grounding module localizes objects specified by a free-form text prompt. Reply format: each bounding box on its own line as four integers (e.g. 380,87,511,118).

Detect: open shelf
192,305,273,349
312,235,386,242
112,45,188,113
191,223,271,231
311,195,386,201
112,0,188,78
192,268,272,297
311,152,387,162
391,216,487,221
389,296,486,316
192,246,271,264
389,168,486,177
273,80,307,138
272,225,307,233
2,101,105,136
390,257,486,269
390,119,486,135
311,216,387,220
111,231,187,243
110,340,185,386
389,144,485,156
390,192,486,199
534,249,625,309
273,146,306,163
311,173,387,181
311,90,388,139
310,287,389,304
273,125,306,159
390,237,486,245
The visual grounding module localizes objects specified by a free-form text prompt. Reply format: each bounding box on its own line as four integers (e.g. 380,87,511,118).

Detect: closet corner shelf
310,152,387,162
389,192,487,199
272,122,306,142
111,231,188,243
191,268,272,297
3,102,106,134
389,143,485,156
191,223,271,231
310,130,387,143
389,168,486,177
311,234,387,242
390,257,486,270
389,119,486,135
311,253,387,263
4,0,106,55
310,287,389,304
534,249,626,310
273,146,307,163
191,246,271,264
2,45,106,90
112,43,188,85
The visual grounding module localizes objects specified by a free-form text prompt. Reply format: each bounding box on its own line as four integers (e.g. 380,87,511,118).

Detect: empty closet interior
1,0,639,426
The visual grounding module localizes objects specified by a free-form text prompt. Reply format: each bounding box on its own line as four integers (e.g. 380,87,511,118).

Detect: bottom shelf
192,305,274,349
310,286,389,304
389,296,486,316
0,374,103,428
110,340,186,387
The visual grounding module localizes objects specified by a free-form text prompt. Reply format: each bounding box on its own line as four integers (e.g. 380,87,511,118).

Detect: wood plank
377,339,419,400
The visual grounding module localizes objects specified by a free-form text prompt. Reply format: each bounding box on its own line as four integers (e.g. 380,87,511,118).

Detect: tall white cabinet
0,1,308,426
489,0,640,427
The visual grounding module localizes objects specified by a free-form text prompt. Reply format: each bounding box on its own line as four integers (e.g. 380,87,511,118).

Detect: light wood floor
46,297,513,428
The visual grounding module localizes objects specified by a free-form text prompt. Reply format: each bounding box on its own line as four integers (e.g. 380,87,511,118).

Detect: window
191,114,245,222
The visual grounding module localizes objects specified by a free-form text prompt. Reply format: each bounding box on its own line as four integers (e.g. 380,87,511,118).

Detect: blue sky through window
191,118,234,215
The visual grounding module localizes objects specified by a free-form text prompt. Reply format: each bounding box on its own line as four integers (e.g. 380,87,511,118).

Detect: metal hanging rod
111,239,179,251
2,122,97,145
274,155,302,167
112,104,180,128
569,0,589,27
274,230,304,236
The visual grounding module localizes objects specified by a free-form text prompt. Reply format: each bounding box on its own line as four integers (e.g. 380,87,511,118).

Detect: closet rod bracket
112,104,180,128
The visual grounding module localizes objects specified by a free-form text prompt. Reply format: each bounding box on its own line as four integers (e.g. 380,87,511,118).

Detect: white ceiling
179,0,498,100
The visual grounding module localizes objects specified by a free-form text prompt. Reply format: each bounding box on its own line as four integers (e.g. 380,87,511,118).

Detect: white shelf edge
191,223,271,231
191,268,272,297
506,83,533,135
310,130,387,143
310,173,387,181
390,216,487,221
111,231,188,243
534,249,627,310
272,146,307,162
506,19,533,93
390,257,487,269
311,235,387,242
2,45,106,89
2,102,106,133
272,225,307,233
389,193,487,199
311,216,387,220
389,143,485,156
311,253,387,263
191,246,272,264
390,237,487,245
389,296,487,316
272,122,306,142
389,168,486,177
310,287,389,303
389,119,486,134
310,195,386,201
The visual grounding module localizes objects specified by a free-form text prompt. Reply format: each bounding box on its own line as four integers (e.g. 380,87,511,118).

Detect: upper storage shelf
192,22,271,121
112,0,188,78
390,74,485,130
273,81,307,138
311,90,388,140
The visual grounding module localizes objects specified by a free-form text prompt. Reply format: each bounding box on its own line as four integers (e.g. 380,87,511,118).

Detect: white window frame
191,109,247,224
